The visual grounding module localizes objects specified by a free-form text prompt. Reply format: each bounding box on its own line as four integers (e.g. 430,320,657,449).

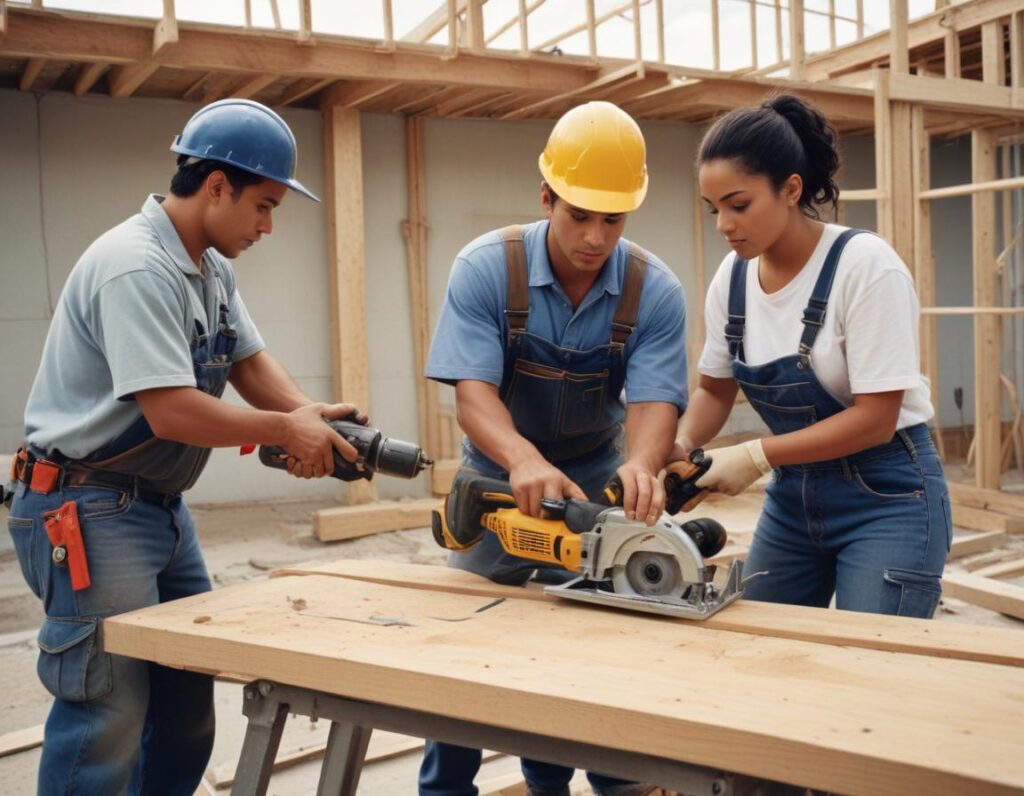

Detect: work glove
694,439,773,496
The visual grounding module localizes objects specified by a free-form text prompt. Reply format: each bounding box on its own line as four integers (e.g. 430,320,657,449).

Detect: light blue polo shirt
426,220,688,412
24,195,265,459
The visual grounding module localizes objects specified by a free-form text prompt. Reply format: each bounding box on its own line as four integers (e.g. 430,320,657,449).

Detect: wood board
274,560,1024,668
104,565,1024,795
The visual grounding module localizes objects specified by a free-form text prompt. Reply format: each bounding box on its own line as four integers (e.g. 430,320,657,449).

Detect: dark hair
169,155,265,200
541,180,560,205
697,94,840,220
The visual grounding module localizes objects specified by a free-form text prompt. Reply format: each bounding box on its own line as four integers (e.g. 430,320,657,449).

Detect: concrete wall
0,89,984,506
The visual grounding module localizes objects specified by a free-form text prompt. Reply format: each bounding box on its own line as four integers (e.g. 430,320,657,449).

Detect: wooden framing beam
789,0,805,79
278,76,333,106
887,73,1024,118
153,0,178,57
912,105,943,460
890,0,909,74
802,0,1023,81
320,80,401,109
944,28,961,78
18,56,44,91
314,498,440,541
402,116,442,473
298,0,312,45
323,105,376,506
0,8,590,95
233,73,277,99
465,0,485,50
72,61,107,95
948,530,1007,559
108,62,160,98
402,0,470,43
0,1,5,40
920,175,1024,200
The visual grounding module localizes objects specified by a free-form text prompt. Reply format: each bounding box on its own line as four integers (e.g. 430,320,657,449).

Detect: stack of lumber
105,560,1024,795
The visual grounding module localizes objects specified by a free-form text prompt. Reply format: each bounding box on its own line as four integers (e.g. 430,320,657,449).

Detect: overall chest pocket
747,398,818,435
503,361,610,442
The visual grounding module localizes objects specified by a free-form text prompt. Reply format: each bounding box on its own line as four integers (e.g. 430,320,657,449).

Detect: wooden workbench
104,560,1024,795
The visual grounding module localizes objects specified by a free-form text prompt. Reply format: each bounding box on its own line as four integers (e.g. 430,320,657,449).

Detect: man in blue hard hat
5,99,361,795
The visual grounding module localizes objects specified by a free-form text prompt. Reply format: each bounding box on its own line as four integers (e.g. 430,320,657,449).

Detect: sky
26,0,956,72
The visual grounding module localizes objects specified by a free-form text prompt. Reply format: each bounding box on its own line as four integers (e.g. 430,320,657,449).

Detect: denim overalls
450,226,649,588
728,229,951,616
422,227,645,796
8,253,236,795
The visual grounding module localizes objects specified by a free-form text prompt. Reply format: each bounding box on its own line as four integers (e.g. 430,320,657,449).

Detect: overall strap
609,242,648,349
501,225,529,343
725,256,749,361
797,228,865,358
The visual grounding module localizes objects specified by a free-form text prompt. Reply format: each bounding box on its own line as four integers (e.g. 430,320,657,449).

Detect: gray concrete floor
1,487,1022,795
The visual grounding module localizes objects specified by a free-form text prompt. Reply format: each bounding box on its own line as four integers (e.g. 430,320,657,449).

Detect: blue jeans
743,426,952,616
7,481,215,796
420,440,634,796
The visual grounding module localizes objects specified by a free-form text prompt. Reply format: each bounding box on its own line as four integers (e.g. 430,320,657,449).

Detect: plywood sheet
105,569,1024,795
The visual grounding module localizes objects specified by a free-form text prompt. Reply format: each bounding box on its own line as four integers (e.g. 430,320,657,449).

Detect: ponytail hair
697,93,840,220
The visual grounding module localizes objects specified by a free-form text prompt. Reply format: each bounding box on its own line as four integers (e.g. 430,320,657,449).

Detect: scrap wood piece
973,558,1024,580
102,572,1024,796
0,724,43,758
964,549,1024,572
208,729,423,789
948,530,1007,559
952,503,1024,534
942,571,1024,621
948,482,1024,517
273,560,1024,668
314,498,440,542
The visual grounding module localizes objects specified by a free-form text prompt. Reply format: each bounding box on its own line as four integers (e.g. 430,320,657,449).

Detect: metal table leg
230,681,290,796
317,720,373,796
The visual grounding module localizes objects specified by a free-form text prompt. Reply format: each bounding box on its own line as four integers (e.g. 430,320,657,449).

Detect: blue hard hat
171,98,319,202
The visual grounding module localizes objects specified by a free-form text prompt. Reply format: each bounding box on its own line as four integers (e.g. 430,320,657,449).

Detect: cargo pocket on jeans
37,616,113,702
883,567,942,619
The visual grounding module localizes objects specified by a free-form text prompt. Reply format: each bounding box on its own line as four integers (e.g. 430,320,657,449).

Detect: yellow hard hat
538,101,648,213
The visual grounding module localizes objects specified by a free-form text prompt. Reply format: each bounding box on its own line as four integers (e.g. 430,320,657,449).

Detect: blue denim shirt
426,220,688,413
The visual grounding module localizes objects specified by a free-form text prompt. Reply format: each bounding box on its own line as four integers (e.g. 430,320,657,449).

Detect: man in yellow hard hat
422,102,687,796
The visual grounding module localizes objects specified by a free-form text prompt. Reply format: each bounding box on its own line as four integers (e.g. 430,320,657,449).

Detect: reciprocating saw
259,419,432,482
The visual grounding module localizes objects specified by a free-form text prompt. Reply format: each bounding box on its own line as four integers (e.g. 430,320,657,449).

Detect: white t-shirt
699,224,933,429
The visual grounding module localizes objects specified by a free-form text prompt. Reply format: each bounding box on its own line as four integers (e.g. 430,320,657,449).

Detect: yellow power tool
432,470,745,620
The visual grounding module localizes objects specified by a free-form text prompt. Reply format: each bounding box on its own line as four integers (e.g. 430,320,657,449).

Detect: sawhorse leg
317,720,372,796
231,681,290,795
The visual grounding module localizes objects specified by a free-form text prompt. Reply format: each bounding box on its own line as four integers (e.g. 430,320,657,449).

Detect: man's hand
282,402,366,479
615,461,665,526
694,440,772,496
508,455,586,517
665,434,696,466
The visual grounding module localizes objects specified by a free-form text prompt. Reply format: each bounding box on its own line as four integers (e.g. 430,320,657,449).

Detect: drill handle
258,418,379,482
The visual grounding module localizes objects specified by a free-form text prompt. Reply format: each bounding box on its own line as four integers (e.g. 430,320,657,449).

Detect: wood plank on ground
272,561,1024,667
952,503,1024,534
948,482,1024,517
0,724,44,758
974,558,1024,580
941,571,1024,621
314,498,440,542
948,530,1007,559
102,570,1024,795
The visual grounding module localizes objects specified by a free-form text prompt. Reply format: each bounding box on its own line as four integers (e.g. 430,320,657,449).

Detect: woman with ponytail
670,94,950,617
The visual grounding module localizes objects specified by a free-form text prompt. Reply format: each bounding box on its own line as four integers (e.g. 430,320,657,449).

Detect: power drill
259,419,432,482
